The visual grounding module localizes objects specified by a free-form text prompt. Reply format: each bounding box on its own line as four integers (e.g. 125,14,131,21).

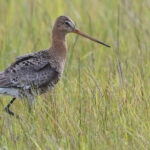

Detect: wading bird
0,16,110,117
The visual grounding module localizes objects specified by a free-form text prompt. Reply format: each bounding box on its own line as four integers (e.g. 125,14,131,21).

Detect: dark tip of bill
97,40,111,48
102,43,111,48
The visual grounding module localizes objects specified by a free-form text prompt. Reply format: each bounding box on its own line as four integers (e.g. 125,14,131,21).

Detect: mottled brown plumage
0,16,110,116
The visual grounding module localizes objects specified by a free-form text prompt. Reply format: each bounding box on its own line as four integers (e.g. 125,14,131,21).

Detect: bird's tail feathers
0,72,10,88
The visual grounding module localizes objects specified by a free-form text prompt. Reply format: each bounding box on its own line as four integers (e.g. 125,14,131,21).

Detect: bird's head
54,16,75,33
53,16,110,47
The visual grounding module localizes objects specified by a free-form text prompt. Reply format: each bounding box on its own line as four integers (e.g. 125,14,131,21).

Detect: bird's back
0,49,63,98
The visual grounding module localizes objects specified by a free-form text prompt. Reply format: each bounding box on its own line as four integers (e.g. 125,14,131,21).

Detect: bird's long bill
73,29,110,48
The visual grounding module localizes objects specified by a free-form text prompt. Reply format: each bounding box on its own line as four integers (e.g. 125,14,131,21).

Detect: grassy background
0,0,150,149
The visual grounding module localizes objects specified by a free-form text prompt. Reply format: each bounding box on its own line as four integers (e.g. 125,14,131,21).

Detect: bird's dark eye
64,21,70,26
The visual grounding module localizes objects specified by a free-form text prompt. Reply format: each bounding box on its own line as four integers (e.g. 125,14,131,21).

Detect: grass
0,0,150,149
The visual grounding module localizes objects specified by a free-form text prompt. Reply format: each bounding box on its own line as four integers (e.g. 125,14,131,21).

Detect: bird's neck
50,29,67,60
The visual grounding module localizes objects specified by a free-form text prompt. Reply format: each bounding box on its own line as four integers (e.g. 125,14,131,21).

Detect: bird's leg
5,97,16,116
27,94,35,113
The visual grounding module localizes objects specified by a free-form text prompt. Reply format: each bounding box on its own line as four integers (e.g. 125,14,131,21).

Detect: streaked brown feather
0,50,61,92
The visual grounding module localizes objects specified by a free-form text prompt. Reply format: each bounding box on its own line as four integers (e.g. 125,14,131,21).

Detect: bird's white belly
0,88,19,97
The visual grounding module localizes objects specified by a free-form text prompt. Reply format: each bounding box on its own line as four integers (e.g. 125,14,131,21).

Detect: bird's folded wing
0,56,59,89
15,53,35,61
